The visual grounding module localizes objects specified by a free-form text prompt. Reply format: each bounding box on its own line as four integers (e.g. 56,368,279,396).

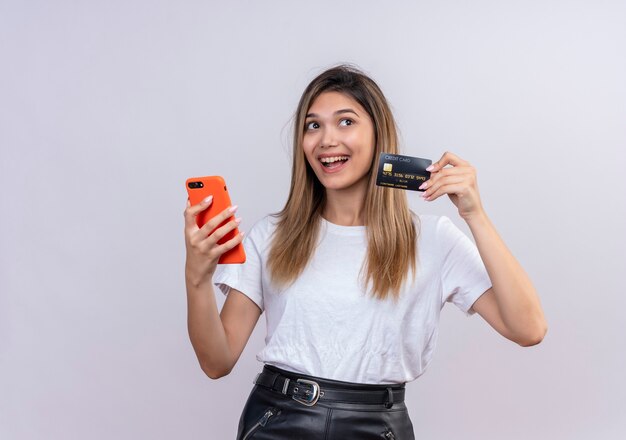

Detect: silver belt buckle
292,379,321,406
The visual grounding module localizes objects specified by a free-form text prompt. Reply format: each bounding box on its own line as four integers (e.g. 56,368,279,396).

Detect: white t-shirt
213,213,492,384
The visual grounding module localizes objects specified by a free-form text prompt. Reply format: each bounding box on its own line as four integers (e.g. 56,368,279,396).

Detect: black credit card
375,153,432,192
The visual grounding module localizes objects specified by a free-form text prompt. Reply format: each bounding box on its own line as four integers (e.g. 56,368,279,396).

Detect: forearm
465,211,547,343
185,273,233,378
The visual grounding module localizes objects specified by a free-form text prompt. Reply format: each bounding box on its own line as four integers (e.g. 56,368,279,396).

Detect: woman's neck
322,180,368,226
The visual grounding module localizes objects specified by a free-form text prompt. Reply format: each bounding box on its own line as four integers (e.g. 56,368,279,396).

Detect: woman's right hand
183,196,243,286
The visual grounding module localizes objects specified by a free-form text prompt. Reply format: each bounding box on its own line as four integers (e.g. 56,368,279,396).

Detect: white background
1,0,625,438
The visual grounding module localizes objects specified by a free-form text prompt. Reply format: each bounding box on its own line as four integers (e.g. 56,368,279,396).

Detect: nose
319,126,338,149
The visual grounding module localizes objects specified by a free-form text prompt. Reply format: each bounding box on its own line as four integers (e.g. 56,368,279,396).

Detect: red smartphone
185,175,246,264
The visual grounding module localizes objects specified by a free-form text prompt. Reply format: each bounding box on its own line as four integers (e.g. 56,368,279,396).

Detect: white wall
1,0,625,438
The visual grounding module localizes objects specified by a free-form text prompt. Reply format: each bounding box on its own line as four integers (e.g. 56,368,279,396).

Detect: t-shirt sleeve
212,218,267,312
437,215,492,317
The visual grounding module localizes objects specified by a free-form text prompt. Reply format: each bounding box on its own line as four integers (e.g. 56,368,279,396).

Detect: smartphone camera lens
188,181,204,189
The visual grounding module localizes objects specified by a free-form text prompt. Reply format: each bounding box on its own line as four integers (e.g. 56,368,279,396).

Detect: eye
305,121,319,131
339,118,353,126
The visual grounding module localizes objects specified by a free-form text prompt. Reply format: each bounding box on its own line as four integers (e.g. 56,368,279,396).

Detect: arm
186,278,262,379
184,197,261,379
421,151,547,346
466,212,547,347
186,278,232,378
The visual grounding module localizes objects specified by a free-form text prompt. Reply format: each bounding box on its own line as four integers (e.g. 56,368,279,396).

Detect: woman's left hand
419,151,485,221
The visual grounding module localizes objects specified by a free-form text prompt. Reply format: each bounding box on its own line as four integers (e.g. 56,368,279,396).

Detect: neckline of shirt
320,217,366,236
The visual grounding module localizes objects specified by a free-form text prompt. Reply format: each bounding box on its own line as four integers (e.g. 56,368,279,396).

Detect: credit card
375,152,432,191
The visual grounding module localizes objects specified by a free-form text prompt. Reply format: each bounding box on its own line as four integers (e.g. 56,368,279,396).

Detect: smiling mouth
319,155,350,169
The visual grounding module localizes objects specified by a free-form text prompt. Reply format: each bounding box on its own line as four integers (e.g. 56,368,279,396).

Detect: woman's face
302,91,376,192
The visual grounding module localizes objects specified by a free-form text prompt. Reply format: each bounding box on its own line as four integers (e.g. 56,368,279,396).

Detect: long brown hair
267,64,419,303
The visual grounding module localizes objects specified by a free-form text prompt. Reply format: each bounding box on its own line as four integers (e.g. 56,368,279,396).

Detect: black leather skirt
236,364,415,439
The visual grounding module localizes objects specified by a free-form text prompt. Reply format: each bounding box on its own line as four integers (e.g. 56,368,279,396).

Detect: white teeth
320,156,349,163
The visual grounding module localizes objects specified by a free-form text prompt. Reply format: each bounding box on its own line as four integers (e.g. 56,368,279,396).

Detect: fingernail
419,182,427,190
203,195,213,203
426,165,434,172
234,217,242,224
228,205,238,213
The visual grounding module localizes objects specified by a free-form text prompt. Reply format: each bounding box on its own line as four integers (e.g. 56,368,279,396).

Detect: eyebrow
305,108,359,118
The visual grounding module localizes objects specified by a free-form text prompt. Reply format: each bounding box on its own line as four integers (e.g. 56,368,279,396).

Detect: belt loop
281,378,290,395
384,387,394,409
269,372,279,390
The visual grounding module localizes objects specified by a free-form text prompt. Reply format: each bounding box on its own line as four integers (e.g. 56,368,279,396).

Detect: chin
317,174,369,191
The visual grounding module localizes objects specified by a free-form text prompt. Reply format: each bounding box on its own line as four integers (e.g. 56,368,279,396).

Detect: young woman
183,65,547,439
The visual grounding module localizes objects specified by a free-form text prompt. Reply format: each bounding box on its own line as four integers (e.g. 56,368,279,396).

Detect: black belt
253,366,405,408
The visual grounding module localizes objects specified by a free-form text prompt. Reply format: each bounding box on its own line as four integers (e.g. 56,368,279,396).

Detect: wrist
185,266,215,289
461,209,489,226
